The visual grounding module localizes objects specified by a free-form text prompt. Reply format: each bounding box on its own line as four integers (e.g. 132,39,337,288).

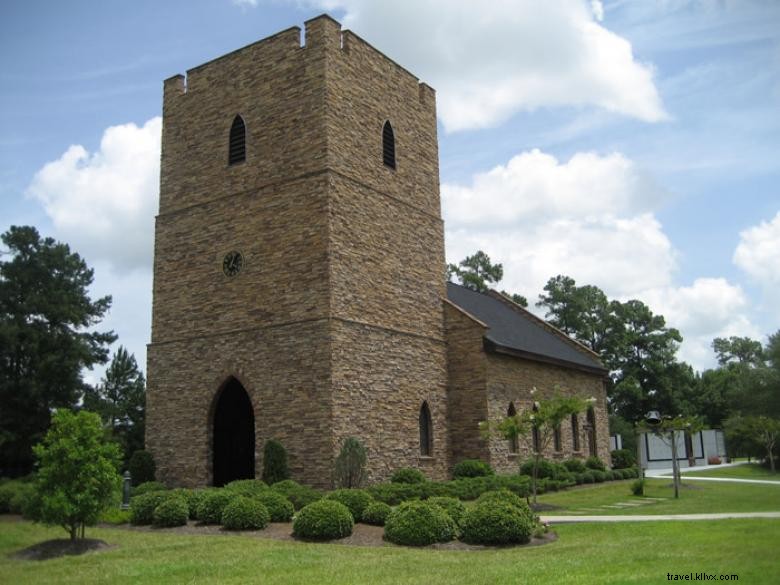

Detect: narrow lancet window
507,403,519,454
419,401,433,456
572,413,580,451
382,121,396,169
228,115,246,165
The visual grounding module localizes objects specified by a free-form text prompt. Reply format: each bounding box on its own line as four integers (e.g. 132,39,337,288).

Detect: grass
682,463,780,481
1,517,777,584
536,478,780,515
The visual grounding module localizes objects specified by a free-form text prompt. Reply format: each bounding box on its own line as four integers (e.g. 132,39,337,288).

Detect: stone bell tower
146,15,449,488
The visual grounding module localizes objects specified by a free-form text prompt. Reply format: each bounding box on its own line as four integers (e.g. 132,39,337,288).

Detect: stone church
146,14,610,489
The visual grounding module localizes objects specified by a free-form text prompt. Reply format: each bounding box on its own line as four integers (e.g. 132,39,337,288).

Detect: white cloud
233,0,258,7
443,149,757,370
26,117,161,271
591,0,604,22
734,211,780,286
295,0,667,131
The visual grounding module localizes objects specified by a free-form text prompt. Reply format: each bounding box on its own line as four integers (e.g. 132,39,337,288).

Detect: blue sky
1,0,779,378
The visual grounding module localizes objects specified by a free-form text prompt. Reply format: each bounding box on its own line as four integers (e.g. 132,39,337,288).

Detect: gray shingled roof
447,282,605,373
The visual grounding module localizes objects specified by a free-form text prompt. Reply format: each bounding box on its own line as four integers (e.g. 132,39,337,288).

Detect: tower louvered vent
228,116,246,165
382,121,396,169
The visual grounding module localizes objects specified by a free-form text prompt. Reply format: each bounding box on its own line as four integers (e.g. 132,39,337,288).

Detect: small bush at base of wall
427,496,466,526
390,468,426,484
130,491,170,525
384,501,458,547
133,481,167,497
224,479,268,498
255,490,294,522
222,496,270,530
361,501,392,526
585,456,606,471
293,500,353,540
271,480,322,511
563,458,587,473
324,489,374,521
610,449,636,469
153,497,189,527
197,490,235,525
452,459,494,479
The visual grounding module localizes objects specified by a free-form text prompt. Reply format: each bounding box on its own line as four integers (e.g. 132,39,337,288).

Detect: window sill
418,456,435,462
507,453,519,459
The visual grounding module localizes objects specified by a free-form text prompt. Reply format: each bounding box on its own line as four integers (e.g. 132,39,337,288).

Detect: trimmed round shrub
361,501,392,526
133,481,167,497
130,491,170,525
581,470,596,484
225,479,268,498
325,489,374,521
0,483,16,513
390,468,426,484
460,499,535,545
272,480,322,510
452,459,494,479
187,489,216,520
563,458,587,473
519,459,556,479
9,483,39,519
293,500,354,540
592,470,607,483
476,489,527,510
367,482,428,505
222,496,270,530
128,450,156,486
585,456,606,471
427,496,466,526
197,489,235,524
256,490,294,522
384,501,458,546
153,496,189,527
610,449,636,470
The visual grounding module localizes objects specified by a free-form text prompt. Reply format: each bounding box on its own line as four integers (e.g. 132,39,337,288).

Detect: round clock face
222,251,243,277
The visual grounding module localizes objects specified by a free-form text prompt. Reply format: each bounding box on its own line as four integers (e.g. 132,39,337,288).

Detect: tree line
449,250,780,462
1,226,144,476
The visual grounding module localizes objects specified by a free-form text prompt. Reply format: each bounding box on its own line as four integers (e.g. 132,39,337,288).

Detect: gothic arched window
228,115,246,165
507,403,519,454
382,121,396,169
531,402,541,453
571,413,580,451
419,401,432,456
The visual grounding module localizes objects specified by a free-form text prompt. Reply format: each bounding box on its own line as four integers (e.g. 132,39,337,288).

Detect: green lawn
682,463,780,481
1,518,777,584
536,478,780,515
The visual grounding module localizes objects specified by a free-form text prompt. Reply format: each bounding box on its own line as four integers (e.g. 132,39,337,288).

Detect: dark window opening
382,121,396,169
531,402,540,453
213,377,255,486
587,407,597,457
554,425,562,452
228,115,246,165
571,413,580,451
507,403,518,454
419,401,433,456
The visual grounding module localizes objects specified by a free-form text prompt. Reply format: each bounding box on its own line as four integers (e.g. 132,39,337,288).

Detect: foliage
255,490,294,522
631,479,645,496
325,488,374,521
562,458,587,473
361,501,392,526
133,481,166,497
367,474,532,505
452,459,494,479
383,500,458,546
460,499,535,545
82,346,146,464
334,437,367,488
608,414,637,455
713,336,764,367
427,496,466,525
292,499,353,540
98,507,131,525
483,394,589,502
0,226,116,475
261,439,290,486
128,450,156,486
725,416,779,473
390,467,426,484
30,409,121,540
152,496,189,527
610,449,636,469
221,496,270,530
130,491,170,525
585,456,606,471
271,480,322,510
447,250,503,293
224,479,268,498
197,490,235,525
187,489,217,521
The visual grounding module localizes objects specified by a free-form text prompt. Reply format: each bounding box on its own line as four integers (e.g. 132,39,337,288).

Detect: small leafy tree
31,409,121,540
261,439,290,485
482,392,590,503
334,437,367,488
753,417,779,474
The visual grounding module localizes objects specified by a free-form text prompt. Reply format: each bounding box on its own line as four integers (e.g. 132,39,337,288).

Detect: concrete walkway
645,462,780,485
541,511,780,524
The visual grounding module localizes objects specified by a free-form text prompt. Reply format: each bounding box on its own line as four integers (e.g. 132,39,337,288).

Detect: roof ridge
485,289,605,363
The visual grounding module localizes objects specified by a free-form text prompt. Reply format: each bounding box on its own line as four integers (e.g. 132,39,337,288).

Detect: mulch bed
110,520,558,551
11,538,114,561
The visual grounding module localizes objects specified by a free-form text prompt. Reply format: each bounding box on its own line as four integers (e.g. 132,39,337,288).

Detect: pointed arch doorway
212,377,255,487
